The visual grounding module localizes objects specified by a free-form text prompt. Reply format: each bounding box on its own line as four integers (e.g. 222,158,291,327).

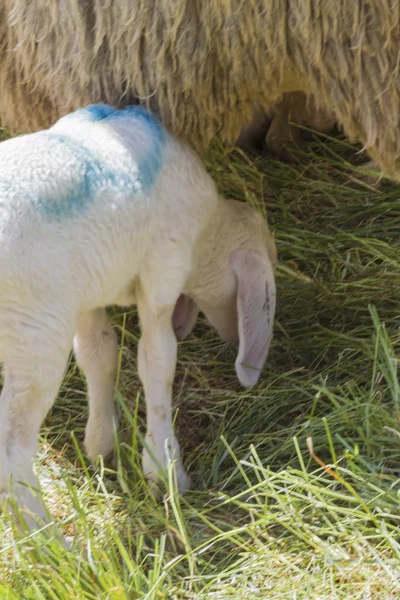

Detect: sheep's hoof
146,473,192,501
84,416,118,464
142,443,191,499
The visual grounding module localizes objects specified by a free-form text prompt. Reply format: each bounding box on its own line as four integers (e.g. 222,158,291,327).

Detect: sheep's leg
137,297,191,493
73,308,119,462
0,332,72,527
0,374,48,523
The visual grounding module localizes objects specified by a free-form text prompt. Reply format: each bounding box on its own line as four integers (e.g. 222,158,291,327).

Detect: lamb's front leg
137,298,191,493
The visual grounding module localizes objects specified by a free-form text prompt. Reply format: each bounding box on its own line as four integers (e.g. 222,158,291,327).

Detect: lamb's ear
230,249,276,388
172,294,200,341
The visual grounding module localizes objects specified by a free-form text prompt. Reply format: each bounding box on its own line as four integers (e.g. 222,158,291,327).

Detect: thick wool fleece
1,1,400,178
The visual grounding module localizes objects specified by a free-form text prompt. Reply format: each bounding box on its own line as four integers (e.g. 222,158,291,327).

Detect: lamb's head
173,198,277,388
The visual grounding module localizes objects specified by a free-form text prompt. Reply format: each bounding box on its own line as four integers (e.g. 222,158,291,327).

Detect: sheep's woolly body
1,1,400,177
0,104,213,316
0,104,218,512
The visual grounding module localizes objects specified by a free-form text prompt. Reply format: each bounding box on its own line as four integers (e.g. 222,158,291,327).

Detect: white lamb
0,104,277,523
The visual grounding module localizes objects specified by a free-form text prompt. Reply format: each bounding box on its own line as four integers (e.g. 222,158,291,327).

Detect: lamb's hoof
84,422,117,465
146,472,192,501
142,447,191,499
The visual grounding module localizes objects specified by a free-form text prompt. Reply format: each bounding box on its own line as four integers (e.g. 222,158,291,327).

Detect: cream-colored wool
238,93,336,155
1,1,400,177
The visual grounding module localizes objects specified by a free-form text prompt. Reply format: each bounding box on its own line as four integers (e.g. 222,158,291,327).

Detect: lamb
0,104,277,523
1,2,400,179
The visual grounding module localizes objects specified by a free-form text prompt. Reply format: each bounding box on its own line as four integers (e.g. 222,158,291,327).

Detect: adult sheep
237,93,336,155
1,1,400,179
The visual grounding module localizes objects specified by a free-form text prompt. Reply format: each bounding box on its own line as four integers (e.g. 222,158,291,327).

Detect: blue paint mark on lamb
0,105,167,220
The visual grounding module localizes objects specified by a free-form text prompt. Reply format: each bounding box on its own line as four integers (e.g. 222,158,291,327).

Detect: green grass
1,127,400,598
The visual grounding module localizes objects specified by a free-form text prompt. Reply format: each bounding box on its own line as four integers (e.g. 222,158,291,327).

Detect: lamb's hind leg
0,323,73,528
73,308,119,462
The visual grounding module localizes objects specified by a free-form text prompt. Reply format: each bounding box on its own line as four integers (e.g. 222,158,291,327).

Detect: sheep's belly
113,280,137,308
